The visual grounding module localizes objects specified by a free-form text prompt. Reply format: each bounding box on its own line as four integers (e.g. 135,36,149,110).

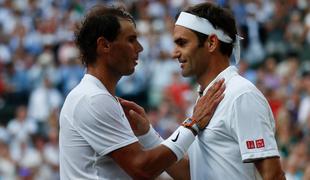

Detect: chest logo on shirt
246,139,265,149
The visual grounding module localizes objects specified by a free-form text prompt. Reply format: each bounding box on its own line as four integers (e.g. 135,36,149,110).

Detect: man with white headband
121,2,285,180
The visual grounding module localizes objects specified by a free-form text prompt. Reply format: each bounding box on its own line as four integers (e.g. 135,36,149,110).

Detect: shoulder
68,76,111,102
226,75,262,100
62,78,117,121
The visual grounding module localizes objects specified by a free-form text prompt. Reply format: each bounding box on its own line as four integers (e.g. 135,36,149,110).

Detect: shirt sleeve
73,93,138,156
231,91,280,163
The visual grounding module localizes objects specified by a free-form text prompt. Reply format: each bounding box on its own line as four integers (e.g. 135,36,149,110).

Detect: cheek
186,51,198,66
189,51,204,71
121,45,134,57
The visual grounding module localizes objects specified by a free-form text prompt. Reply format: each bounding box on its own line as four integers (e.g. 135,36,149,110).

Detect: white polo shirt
188,66,279,180
59,74,138,180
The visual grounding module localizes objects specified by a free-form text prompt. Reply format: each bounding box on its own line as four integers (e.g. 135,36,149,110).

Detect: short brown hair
75,5,135,66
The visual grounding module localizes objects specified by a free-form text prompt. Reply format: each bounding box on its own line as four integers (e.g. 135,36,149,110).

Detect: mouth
133,58,138,65
178,58,186,63
179,59,186,68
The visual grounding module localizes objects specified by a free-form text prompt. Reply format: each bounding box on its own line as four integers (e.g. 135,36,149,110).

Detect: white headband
175,12,242,64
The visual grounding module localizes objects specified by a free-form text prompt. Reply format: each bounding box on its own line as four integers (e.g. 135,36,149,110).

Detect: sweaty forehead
173,25,196,40
119,20,135,31
118,20,137,37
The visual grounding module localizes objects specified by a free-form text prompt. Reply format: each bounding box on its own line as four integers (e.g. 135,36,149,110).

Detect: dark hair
177,2,237,57
75,5,135,66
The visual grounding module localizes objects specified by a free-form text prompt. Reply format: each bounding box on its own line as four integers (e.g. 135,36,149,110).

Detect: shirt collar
83,74,108,91
198,65,238,96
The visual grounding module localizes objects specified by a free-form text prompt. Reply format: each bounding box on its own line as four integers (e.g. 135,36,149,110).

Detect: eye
128,36,137,43
175,38,187,47
129,38,135,43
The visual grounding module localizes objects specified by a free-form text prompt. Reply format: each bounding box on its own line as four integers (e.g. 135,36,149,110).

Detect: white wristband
137,125,163,149
161,126,195,161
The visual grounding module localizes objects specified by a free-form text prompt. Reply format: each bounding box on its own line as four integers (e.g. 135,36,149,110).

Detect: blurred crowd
0,0,309,179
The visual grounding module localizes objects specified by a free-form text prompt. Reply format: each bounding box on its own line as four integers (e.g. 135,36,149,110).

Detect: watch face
184,118,193,125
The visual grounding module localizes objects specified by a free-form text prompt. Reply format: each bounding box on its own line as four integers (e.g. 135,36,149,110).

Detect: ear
206,34,218,52
97,37,110,53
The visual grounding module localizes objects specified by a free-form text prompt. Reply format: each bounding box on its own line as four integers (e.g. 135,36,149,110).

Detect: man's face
303,74,310,93
172,25,208,78
108,20,143,76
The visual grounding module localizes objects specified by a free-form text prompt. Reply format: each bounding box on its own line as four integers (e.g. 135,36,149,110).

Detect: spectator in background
7,105,37,145
284,11,304,53
57,40,84,96
164,71,191,112
27,50,60,90
14,140,42,180
43,128,59,179
285,142,309,179
0,140,16,180
148,50,180,107
304,164,310,180
265,0,288,56
0,61,30,110
298,71,310,126
28,76,62,137
238,59,257,84
240,2,267,65
304,6,310,59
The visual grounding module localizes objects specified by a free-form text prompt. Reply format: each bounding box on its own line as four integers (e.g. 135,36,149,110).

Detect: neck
87,64,120,96
197,55,229,92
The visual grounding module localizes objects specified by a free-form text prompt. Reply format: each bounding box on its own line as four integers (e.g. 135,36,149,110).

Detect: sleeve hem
99,138,138,156
242,149,280,163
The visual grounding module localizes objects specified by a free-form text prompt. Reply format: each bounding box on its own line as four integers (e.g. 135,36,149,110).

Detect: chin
181,71,190,77
182,70,196,78
123,69,135,76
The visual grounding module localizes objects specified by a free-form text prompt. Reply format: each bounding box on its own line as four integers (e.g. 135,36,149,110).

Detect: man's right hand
118,98,150,136
192,79,225,130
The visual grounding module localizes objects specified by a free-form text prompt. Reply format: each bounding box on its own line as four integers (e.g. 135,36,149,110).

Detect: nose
136,40,143,53
172,48,180,59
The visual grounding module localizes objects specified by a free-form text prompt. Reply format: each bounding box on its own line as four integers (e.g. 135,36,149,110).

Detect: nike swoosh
171,131,180,142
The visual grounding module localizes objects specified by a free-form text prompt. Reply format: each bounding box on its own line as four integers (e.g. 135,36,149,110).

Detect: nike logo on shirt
171,131,180,142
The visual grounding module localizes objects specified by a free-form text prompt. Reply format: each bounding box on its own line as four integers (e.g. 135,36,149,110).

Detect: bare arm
110,135,191,180
109,142,177,179
116,79,225,179
165,156,190,180
254,157,286,180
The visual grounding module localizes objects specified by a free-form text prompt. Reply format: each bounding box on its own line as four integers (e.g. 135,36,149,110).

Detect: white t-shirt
59,74,138,180
188,66,279,180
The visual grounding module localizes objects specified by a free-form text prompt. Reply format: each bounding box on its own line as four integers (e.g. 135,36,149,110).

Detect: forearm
132,145,178,179
136,126,191,179
135,127,195,179
110,142,177,179
259,169,286,180
111,128,194,179
136,147,190,180
165,156,190,180
255,157,286,180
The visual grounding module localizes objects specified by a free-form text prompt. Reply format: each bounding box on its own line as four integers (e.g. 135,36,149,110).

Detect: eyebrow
127,33,137,38
174,37,187,44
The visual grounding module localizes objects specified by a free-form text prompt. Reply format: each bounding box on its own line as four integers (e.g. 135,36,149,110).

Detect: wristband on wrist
181,118,200,135
137,125,163,149
161,126,196,161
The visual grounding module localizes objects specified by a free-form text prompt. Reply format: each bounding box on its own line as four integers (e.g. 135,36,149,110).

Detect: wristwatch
181,118,200,135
